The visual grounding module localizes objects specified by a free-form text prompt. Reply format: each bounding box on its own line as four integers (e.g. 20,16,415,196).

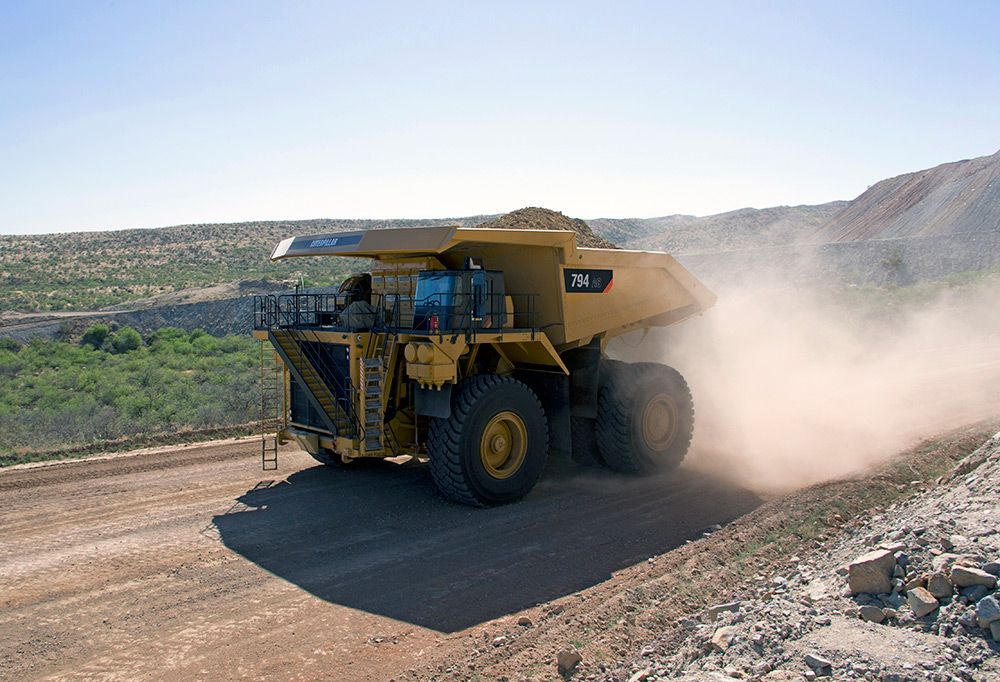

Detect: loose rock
804,652,832,671
707,601,741,620
926,572,954,598
858,605,886,623
961,584,990,602
762,672,807,682
848,549,896,594
556,650,582,674
951,565,998,588
931,553,961,572
710,626,737,652
907,586,939,617
627,669,652,682
975,596,1000,629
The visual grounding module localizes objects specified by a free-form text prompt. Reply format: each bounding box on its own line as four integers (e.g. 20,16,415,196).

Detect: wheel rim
479,411,528,479
641,392,678,451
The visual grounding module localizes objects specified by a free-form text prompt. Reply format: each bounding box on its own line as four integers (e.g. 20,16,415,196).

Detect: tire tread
428,374,547,506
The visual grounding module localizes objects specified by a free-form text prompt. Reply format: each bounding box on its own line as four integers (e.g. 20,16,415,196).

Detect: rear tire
428,375,548,506
596,360,694,475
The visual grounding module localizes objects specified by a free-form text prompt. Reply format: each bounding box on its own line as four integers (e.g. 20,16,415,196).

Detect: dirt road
0,441,760,681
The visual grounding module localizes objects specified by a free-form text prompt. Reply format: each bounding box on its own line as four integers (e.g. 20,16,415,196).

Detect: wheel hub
480,411,527,479
641,393,678,451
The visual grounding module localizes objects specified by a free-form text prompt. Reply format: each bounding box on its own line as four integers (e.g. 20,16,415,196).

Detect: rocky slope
605,432,1000,682
589,203,845,254
813,151,1000,243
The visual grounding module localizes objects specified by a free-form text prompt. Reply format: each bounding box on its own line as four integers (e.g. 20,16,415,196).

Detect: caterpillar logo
288,232,365,251
309,237,342,247
563,268,613,293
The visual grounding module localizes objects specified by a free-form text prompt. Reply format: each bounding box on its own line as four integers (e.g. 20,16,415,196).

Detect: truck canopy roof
270,226,580,261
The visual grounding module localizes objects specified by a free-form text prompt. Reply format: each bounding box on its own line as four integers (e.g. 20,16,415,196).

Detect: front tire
428,375,549,506
596,360,694,474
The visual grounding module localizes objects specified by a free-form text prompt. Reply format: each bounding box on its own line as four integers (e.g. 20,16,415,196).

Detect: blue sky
1,1,998,234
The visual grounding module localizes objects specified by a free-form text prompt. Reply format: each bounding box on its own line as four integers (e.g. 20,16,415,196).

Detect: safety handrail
291,328,363,438
253,291,539,339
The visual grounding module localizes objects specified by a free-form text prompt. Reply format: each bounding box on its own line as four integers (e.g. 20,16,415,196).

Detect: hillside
813,149,1000,242
588,202,846,253
0,209,614,314
0,217,487,312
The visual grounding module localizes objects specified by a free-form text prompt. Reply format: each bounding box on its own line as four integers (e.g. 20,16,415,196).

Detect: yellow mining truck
252,226,715,506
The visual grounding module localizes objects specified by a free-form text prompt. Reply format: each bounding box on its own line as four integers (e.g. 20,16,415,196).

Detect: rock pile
844,534,999,640
474,207,618,249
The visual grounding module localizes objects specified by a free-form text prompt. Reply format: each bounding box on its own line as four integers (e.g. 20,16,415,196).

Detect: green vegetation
0,217,482,312
827,267,1000,320
0,327,262,464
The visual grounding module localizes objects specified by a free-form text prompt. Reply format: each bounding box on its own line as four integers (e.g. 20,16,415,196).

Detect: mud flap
515,369,572,460
414,384,453,418
562,337,602,419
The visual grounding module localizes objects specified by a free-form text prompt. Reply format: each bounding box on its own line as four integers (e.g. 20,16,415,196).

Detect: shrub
109,327,143,354
0,330,260,459
80,324,111,349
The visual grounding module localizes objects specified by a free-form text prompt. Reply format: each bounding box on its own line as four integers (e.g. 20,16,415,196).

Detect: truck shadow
213,459,761,633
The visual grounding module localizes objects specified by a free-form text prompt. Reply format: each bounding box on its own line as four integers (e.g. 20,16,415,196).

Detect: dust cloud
617,275,1000,493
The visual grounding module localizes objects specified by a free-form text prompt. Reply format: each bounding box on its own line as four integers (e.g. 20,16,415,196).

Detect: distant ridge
813,150,1000,242
588,203,846,254
5,148,1000,315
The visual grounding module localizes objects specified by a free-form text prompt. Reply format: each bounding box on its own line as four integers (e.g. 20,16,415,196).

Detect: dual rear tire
578,360,695,475
426,361,694,506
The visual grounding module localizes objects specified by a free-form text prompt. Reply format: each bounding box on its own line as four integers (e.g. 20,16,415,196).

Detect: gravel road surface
0,441,760,681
